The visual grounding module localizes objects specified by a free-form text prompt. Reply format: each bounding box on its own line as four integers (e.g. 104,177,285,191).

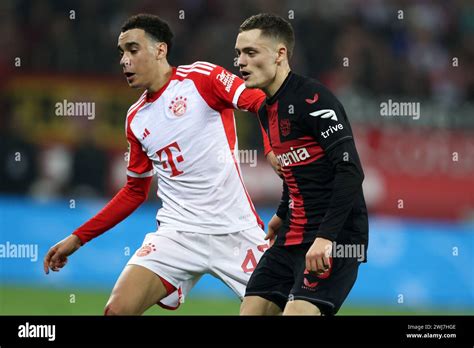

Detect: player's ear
275,45,287,64
155,42,168,60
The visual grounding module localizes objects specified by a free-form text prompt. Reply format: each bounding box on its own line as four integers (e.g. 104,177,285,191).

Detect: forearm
266,151,283,178
316,141,364,241
276,181,290,220
72,176,152,244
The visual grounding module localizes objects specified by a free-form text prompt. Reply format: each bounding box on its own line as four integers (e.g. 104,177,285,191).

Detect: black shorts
245,243,360,315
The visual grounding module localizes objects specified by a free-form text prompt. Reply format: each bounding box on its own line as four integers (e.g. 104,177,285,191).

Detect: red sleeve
72,175,152,244
202,65,264,113
189,63,270,156
236,87,266,113
206,66,243,111
126,109,154,178
204,65,269,154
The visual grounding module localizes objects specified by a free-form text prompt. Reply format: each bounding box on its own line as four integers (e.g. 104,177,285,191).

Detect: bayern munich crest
136,243,156,257
169,96,187,116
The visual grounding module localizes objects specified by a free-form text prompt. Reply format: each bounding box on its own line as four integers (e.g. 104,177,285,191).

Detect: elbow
124,186,148,205
336,162,364,186
131,186,148,204
353,166,364,187
357,168,365,185
125,176,152,204
140,191,149,203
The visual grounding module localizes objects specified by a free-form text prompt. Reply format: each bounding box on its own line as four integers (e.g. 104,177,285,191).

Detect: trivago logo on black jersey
276,146,311,166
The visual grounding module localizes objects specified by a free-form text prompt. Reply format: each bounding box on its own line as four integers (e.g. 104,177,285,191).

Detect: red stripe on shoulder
126,96,147,137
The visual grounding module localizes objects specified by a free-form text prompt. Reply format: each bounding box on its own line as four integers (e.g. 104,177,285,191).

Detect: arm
266,150,282,178
43,176,152,274
276,181,290,220
206,64,266,114
305,141,364,274
265,181,289,245
315,140,364,241
302,86,364,273
73,175,152,244
44,110,154,274
207,65,273,159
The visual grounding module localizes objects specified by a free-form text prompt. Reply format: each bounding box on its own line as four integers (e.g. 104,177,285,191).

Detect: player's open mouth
124,72,135,80
240,71,251,80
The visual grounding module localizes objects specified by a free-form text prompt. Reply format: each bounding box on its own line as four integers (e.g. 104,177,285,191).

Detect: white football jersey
125,61,266,233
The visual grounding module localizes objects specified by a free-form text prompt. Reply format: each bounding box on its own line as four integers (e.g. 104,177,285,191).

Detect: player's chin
127,80,141,89
244,78,260,89
125,76,140,88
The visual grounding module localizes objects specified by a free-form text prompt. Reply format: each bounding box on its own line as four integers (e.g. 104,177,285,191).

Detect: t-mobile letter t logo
156,141,184,177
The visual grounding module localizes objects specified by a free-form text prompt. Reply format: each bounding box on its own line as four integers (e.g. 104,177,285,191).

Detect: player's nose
237,56,247,68
120,55,131,67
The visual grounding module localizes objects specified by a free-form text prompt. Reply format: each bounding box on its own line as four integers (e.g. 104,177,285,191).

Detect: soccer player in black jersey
236,13,369,315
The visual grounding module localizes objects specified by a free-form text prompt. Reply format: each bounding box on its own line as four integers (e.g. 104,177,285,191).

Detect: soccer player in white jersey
43,14,275,315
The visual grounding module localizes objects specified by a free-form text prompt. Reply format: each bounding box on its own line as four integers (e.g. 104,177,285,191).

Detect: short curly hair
121,14,173,53
239,13,295,59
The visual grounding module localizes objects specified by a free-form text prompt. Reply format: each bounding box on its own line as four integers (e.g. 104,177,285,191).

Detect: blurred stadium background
1,0,473,315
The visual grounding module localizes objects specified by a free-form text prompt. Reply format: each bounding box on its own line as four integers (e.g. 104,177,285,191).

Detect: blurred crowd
2,0,473,102
1,0,473,205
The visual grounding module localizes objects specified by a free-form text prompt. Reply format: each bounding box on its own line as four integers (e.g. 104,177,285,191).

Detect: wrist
314,236,333,246
71,233,85,246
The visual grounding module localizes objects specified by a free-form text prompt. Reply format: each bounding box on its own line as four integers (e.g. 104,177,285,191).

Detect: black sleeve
300,85,363,241
301,86,353,152
315,139,364,241
276,181,289,220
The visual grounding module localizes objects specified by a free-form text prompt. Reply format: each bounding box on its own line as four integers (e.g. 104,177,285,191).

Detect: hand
43,234,82,274
305,237,333,274
265,214,283,247
266,151,283,178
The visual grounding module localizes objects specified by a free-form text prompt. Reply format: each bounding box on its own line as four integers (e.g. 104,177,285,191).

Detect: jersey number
241,249,258,273
241,244,269,273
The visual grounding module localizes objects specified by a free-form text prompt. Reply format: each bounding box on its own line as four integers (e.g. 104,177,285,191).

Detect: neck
263,63,291,98
148,61,173,93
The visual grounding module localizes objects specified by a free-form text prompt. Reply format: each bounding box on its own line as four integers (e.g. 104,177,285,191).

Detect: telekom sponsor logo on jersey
216,70,236,93
156,141,185,177
276,146,311,166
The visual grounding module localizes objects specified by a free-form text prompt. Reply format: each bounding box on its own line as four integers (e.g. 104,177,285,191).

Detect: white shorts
127,226,269,310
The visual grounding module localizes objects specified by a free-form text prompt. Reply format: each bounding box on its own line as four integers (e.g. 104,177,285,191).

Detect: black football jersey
258,72,368,254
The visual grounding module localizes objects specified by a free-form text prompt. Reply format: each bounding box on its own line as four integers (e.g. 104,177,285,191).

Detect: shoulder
293,74,336,99
175,61,225,95
126,91,147,120
176,61,219,79
291,73,342,110
175,61,240,89
125,91,147,134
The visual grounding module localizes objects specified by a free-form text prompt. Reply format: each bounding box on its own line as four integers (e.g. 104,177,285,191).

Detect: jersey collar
266,71,293,105
145,67,177,103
